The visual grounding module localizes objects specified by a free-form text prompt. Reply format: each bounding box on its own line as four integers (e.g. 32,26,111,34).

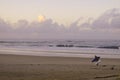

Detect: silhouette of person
92,55,101,66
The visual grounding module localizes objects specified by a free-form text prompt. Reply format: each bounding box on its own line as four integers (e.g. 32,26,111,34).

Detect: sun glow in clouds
38,15,46,22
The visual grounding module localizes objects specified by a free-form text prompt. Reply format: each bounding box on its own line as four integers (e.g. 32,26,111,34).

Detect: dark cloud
0,8,120,40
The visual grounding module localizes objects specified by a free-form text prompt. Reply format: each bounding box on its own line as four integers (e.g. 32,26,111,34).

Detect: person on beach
92,55,101,66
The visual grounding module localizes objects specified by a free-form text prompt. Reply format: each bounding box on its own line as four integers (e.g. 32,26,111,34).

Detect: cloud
0,8,120,40
0,18,12,32
92,8,120,30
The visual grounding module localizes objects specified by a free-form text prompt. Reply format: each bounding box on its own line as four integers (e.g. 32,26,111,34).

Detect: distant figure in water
92,55,101,66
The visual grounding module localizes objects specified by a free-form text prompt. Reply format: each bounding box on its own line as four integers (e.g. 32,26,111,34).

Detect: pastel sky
0,0,120,40
0,0,120,24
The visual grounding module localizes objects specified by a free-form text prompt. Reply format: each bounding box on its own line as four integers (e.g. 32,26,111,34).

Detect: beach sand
0,54,120,80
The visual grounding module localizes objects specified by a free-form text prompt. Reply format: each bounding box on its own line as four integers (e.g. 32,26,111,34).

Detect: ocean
0,39,120,58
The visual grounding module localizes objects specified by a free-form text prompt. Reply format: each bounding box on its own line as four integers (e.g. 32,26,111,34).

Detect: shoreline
0,48,120,59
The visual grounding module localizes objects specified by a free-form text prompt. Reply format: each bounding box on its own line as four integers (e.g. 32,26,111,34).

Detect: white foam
0,47,120,59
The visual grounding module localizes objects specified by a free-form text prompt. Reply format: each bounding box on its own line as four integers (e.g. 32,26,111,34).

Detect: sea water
0,39,120,58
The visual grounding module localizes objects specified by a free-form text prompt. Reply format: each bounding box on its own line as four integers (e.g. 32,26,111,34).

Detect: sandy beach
0,0,120,79
0,54,120,80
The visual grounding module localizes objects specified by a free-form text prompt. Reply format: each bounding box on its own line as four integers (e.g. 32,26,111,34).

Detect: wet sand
0,54,120,80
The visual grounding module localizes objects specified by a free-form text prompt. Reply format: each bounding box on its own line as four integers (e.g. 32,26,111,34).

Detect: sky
0,0,120,40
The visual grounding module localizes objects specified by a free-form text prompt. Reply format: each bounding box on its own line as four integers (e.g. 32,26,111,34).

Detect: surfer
92,55,101,66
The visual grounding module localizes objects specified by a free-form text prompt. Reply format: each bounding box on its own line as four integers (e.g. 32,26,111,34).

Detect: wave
0,40,120,50
98,46,119,49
